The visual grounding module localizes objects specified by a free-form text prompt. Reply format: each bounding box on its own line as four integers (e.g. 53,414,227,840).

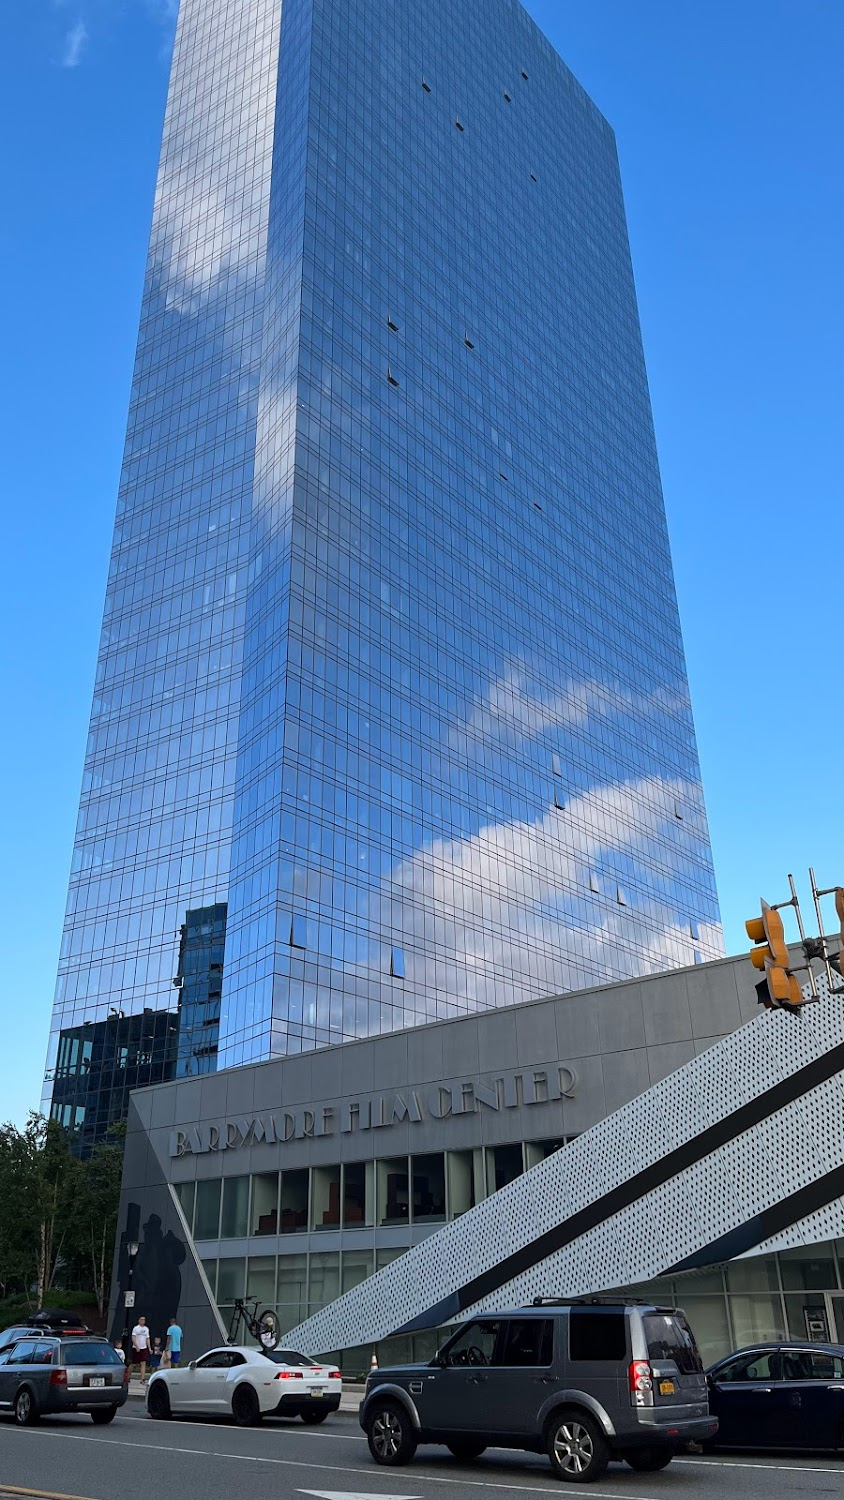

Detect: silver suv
0,1335,128,1425
360,1298,717,1482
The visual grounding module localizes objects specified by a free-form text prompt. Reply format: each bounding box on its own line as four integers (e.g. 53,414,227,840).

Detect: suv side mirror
188,1360,197,1371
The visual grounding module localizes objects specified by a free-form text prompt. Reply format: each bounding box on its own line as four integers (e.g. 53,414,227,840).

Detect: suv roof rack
529,1296,660,1308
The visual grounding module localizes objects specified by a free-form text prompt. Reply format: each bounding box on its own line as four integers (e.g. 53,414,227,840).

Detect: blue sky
0,0,841,1127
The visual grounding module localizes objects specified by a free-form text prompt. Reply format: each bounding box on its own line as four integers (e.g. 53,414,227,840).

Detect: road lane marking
677,1456,844,1475
0,1432,665,1497
124,1410,364,1439
299,1491,421,1499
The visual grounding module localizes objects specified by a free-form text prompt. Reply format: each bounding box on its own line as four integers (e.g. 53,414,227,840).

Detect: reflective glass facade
46,0,722,1120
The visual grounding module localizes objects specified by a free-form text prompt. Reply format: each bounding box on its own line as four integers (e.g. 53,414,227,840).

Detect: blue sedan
706,1341,844,1451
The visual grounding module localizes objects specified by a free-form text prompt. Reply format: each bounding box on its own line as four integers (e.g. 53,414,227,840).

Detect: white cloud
452,660,689,756
61,18,88,67
372,773,724,1016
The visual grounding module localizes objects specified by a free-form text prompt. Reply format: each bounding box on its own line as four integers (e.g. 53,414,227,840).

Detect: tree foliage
0,1115,124,1314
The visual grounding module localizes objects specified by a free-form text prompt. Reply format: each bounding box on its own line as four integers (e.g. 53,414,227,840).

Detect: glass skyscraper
45,0,722,1129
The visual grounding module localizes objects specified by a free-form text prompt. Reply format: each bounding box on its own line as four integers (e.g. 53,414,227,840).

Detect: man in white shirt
131,1316,152,1381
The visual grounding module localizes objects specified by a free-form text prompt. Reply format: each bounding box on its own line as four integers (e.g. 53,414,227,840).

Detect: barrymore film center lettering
170,1065,578,1158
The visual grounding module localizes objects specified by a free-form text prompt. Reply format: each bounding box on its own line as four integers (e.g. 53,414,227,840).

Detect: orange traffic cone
370,1350,378,1370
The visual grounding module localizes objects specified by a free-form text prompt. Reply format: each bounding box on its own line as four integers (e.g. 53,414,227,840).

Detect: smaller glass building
110,949,844,1366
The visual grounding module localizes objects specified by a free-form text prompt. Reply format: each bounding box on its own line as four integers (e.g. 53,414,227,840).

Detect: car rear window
260,1349,317,1366
643,1313,703,1373
569,1311,627,1362
62,1342,123,1366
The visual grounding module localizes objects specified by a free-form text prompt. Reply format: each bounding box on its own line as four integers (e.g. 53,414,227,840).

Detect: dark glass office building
45,0,722,1131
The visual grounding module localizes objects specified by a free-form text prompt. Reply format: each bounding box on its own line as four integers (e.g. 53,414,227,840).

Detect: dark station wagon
0,1334,128,1425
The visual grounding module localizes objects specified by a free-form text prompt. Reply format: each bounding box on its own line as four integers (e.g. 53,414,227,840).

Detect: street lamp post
123,1240,139,1366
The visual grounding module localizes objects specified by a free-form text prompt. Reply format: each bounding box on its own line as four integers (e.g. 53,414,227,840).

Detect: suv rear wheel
624,1448,673,1472
445,1438,487,1461
547,1410,609,1483
366,1401,417,1466
90,1406,118,1425
14,1388,39,1426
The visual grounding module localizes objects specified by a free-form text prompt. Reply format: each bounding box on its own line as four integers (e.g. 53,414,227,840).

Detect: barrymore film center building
42,0,844,1363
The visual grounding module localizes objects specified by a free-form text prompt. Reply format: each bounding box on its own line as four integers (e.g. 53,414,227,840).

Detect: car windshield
62,1342,123,1366
260,1349,318,1366
643,1313,703,1373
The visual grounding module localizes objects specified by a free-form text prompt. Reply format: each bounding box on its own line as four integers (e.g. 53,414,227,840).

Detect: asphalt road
0,1404,841,1500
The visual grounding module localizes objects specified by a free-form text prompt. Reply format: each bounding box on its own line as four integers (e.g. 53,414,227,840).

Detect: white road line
0,1431,664,1497
677,1455,844,1475
126,1413,364,1440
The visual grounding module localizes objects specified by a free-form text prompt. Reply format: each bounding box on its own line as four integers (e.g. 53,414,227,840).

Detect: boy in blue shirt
166,1319,183,1367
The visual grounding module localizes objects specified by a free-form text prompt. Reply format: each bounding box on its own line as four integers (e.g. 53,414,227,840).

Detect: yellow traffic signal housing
746,899,803,1009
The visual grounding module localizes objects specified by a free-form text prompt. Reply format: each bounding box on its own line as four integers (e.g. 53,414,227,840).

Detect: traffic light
746,899,804,1010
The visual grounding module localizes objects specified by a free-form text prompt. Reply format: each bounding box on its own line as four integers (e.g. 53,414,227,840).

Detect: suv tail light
629,1359,653,1407
50,1369,68,1387
329,1370,341,1379
275,1371,304,1380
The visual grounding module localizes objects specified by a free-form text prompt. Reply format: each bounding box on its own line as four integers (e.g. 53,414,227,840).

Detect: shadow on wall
111,1203,186,1347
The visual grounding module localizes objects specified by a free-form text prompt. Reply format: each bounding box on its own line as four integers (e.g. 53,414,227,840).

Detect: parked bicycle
227,1297,279,1350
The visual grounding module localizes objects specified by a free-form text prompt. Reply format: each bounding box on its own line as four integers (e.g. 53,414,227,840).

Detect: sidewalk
128,1377,364,1414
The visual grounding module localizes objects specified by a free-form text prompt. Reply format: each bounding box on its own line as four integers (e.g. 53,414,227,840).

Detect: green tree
69,1124,125,1316
0,1114,124,1315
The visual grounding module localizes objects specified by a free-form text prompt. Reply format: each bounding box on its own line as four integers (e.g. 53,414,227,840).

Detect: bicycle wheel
256,1309,279,1350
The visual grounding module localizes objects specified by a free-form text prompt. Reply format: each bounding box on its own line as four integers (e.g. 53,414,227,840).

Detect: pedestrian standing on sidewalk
132,1315,152,1381
165,1317,183,1368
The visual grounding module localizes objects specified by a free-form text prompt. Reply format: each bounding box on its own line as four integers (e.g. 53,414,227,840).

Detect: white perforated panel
285,995,844,1354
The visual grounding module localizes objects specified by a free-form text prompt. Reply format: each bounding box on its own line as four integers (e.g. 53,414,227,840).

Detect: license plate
89,1377,105,1388
311,1388,324,1397
659,1379,675,1396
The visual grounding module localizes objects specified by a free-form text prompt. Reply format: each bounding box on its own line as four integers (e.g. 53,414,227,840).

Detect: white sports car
146,1344,342,1425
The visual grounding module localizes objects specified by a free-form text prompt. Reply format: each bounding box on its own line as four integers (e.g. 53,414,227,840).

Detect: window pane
495,1318,553,1367
730,1295,786,1348
280,1169,309,1233
376,1247,407,1271
312,1165,341,1229
250,1173,279,1236
717,1351,780,1381
308,1252,340,1310
725,1257,779,1294
377,1156,409,1226
220,1176,250,1238
487,1143,523,1193
447,1149,483,1217
343,1161,374,1226
173,1180,195,1230
412,1153,445,1223
246,1255,276,1305
642,1313,702,1372
217,1256,245,1303
342,1249,373,1294
778,1246,837,1292
277,1253,308,1331
569,1311,627,1362
443,1320,500,1366
194,1178,221,1239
